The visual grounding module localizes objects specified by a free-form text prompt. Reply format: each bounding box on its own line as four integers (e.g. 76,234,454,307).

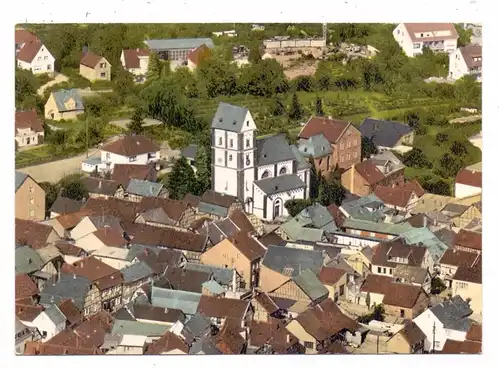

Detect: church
211,102,311,221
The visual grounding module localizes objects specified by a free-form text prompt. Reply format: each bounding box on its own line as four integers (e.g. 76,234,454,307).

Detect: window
353,139,357,147
29,209,35,219
218,137,223,146
347,153,351,160
246,139,250,148
29,185,34,194
340,142,344,150
400,309,405,318
354,151,358,158
397,29,400,35
229,139,234,148
246,121,249,126
129,156,137,162
377,267,382,273
106,152,111,160
30,198,35,205
261,170,270,179
279,166,287,175
41,331,47,338
37,56,41,61
413,43,421,49
389,268,393,275
100,72,106,78
229,154,233,161
100,63,107,68
304,341,314,349
383,268,387,274
340,155,344,162
347,140,351,148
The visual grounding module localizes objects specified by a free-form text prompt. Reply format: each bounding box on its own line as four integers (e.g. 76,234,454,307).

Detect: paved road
37,73,69,96
109,118,163,130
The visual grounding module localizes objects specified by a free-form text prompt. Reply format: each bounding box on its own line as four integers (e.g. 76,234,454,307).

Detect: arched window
279,167,287,175
261,170,270,179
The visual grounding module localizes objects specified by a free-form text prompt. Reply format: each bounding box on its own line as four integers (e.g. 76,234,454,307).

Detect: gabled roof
360,274,426,308
102,135,160,157
455,163,482,188
454,229,482,251
111,163,157,187
145,331,189,354
15,29,40,44
453,265,482,284
299,116,352,144
391,321,426,346
401,227,448,262
183,262,235,286
144,37,214,51
122,48,149,69
62,256,122,289
292,269,329,301
211,102,250,132
16,218,56,249
342,218,413,236
227,231,266,261
402,23,459,42
111,319,169,337
44,305,67,326
126,178,163,197
15,110,44,133
50,196,84,215
430,296,473,331
359,118,414,148
261,245,324,277
151,286,202,315
15,246,44,275
15,171,29,192
353,160,386,185
254,174,306,196
374,185,415,209
58,299,82,326
120,261,155,284
318,266,347,285
197,295,249,321
40,273,93,310
255,134,296,166
163,266,212,293
297,134,333,158
15,274,39,301
396,179,426,197
81,177,119,196
187,44,212,66
51,89,84,112
136,196,188,223
80,51,107,68
466,323,482,342
459,44,482,69
438,248,480,268
17,41,43,63
441,339,481,354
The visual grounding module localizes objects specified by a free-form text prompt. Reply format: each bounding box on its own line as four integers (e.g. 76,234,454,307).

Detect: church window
279,166,287,175
246,139,250,148
246,154,251,166
246,121,249,126
229,139,234,148
261,170,270,179
229,154,233,161
218,137,222,146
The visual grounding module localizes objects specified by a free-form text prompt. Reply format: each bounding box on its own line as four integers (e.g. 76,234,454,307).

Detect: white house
29,305,66,342
448,44,482,81
81,134,161,173
15,30,55,75
454,162,482,199
211,102,310,221
120,48,150,80
15,110,45,148
392,23,458,57
413,296,473,352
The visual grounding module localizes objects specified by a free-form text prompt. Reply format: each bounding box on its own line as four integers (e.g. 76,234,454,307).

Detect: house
47,209,93,239
396,179,426,198
338,194,386,222
341,151,405,197
359,118,415,152
448,44,482,81
196,295,252,328
318,266,347,302
15,273,40,305
79,51,111,81
441,323,482,354
92,246,131,269
296,133,335,174
359,274,430,319
298,116,361,170
81,177,120,199
120,48,150,80
386,321,426,354
392,23,458,57
135,197,196,229
200,231,266,289
437,248,480,288
15,318,37,355
195,190,244,220
211,103,310,221
144,331,190,354
454,162,482,198
15,110,45,148
44,89,85,121
120,179,167,202
453,229,482,254
79,198,136,224
401,227,449,263
162,266,212,293
341,218,413,242
280,202,338,241
15,171,46,221
187,44,212,71
30,305,67,342
82,135,160,173
248,319,304,354
57,299,83,328
453,201,481,229
184,262,240,292
344,247,373,277
71,216,124,251
373,185,418,212
15,246,45,277
285,298,358,354
451,265,482,314
120,262,156,304
413,296,474,352
24,342,100,355
16,219,60,249
15,30,55,75
143,37,215,62
49,196,84,219
111,163,158,187
251,291,282,322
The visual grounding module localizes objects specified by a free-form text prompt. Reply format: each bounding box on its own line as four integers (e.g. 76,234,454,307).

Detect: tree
438,153,464,178
361,136,378,160
166,157,199,200
39,181,59,213
450,140,468,157
239,59,289,97
146,52,163,82
295,76,315,92
60,179,89,201
435,132,449,145
272,95,286,116
195,145,211,194
421,178,451,196
318,176,346,207
456,24,473,47
431,276,447,294
403,148,432,169
288,93,304,121
284,199,312,217
315,96,324,116
197,57,237,97
308,156,320,199
127,107,145,134
248,43,261,64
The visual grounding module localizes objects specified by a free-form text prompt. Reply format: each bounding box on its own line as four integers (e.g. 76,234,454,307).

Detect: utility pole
376,333,379,354
86,118,89,159
431,321,436,353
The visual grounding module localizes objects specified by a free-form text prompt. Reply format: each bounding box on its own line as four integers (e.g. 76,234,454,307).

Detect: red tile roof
229,209,255,233
80,52,105,68
327,204,347,227
453,265,482,284
455,167,482,188
136,197,189,223
187,44,212,66
396,179,426,197
454,229,482,251
62,256,122,290
16,304,43,322
249,319,299,350
374,185,415,208
102,135,160,158
201,190,238,208
24,342,100,355
318,266,347,285
253,291,280,314
17,41,43,63
15,29,40,44
396,321,426,346
92,228,128,248
15,218,56,249
299,117,352,144
15,110,44,133
82,197,138,222
466,323,482,342
438,249,480,268
403,23,459,42
197,295,249,321
460,44,482,69
354,160,386,186
229,231,266,261
111,163,157,187
122,48,149,69
441,339,481,354
58,299,83,326
213,321,246,354
144,331,189,354
15,274,39,301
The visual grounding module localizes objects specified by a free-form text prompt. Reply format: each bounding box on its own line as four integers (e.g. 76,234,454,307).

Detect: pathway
37,73,69,96
109,118,163,130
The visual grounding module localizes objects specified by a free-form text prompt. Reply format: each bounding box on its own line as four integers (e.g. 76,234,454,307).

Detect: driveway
37,73,69,96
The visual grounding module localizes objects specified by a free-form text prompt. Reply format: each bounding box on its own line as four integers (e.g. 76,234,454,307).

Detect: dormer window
246,120,249,126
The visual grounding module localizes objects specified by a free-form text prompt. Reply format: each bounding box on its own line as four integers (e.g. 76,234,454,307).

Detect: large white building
448,44,482,81
15,30,55,75
211,102,310,221
392,23,458,57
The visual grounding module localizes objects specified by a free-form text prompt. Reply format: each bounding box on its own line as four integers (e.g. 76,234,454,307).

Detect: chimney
232,269,237,292
423,216,427,229
98,181,102,189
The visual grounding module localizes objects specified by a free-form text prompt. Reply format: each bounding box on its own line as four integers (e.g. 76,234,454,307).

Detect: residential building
15,318,37,355
15,30,55,75
211,103,310,221
413,296,474,352
248,319,304,354
111,163,158,187
196,295,252,329
187,44,212,71
15,110,45,148
79,51,111,81
135,197,197,229
448,44,482,81
144,331,190,354
192,190,244,220
49,196,84,219
144,37,214,62
343,247,373,277
386,321,426,354
359,118,415,152
341,218,413,242
318,266,347,302
15,274,40,305
30,305,67,342
120,48,150,80
81,177,120,199
180,144,198,171
392,23,459,57
15,171,46,221
441,323,482,354
298,116,362,170
437,248,480,287
453,229,482,254
279,202,338,241
452,265,482,315
82,135,160,173
44,89,85,121
373,185,419,212
454,162,482,198
15,219,60,249
296,133,334,174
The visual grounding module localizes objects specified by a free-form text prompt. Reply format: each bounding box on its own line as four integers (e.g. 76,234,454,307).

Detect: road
37,73,69,96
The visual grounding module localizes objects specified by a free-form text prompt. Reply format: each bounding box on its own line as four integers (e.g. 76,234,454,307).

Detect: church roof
256,134,296,166
211,102,250,132
254,174,306,196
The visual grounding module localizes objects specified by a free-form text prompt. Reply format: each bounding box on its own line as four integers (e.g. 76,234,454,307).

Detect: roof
396,179,426,197
145,331,189,354
181,313,213,343
340,194,386,222
111,319,169,337
17,41,43,63
136,197,189,223
374,185,415,208
318,266,347,285
229,209,255,233
202,280,225,295
441,339,481,354
393,265,429,285
228,231,266,261
58,299,82,326
393,321,426,346
16,304,43,322
81,177,119,196
15,218,56,249
24,342,100,355
412,193,454,213
15,246,44,275
453,266,482,284
249,319,296,350
15,110,44,133
371,239,427,268
200,189,237,208
80,51,106,68
144,37,214,51
82,198,137,222
213,321,247,354
197,295,249,321
454,229,482,251
39,273,93,310
180,144,198,159
401,227,448,262
455,164,482,188
290,145,311,170
120,261,155,284
111,163,157,187
430,296,473,331
460,44,482,69
44,305,67,326
439,248,480,267
189,338,222,354
102,135,160,157
359,118,414,148
297,134,333,159
292,269,329,301
293,298,358,341
258,232,285,247
261,245,324,277
51,89,84,112
211,102,250,132
15,274,39,301
187,44,212,66
466,323,482,342
126,178,163,197
92,228,128,248
295,202,338,232
360,275,425,308
253,292,280,314
342,218,413,235
354,160,386,185
15,171,29,192
62,256,122,289
122,48,149,69
50,196,84,215
254,174,306,196
255,134,296,166
15,29,40,44
163,266,212,293
151,287,202,315
403,23,459,42
433,228,457,248
37,244,63,265
183,262,235,286
299,117,352,144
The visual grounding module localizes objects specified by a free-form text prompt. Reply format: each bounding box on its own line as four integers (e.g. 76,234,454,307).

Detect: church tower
211,102,257,203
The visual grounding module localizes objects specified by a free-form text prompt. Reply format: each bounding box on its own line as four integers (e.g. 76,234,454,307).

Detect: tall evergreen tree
195,145,211,194
146,52,163,81
308,156,320,199
166,157,199,200
315,96,324,116
318,176,346,206
127,107,145,134
289,93,304,120
272,95,286,116
248,43,261,64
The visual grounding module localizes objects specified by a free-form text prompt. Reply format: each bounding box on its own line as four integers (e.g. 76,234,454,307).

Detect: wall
259,265,289,293
270,279,312,303
101,150,158,171
15,176,46,221
71,217,98,241
454,183,481,199
449,49,469,79
32,312,65,342
44,95,83,121
413,310,467,352
333,125,361,170
386,332,412,354
330,232,381,249
16,128,44,148
17,44,55,74
323,273,347,301
456,204,481,228
286,320,318,354
393,24,414,57
80,58,111,82
453,280,482,314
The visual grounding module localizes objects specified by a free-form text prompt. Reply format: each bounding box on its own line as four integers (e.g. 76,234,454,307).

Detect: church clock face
246,154,251,166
